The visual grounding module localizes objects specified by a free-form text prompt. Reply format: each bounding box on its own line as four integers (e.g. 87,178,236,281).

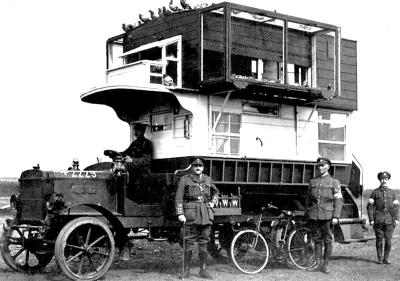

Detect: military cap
377,171,391,180
133,123,147,130
191,157,204,165
316,157,332,167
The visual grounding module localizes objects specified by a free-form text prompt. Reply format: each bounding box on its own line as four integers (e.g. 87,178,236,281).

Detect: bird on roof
194,3,209,9
169,0,182,12
158,8,164,17
139,13,150,23
149,10,158,20
163,6,173,15
180,0,192,10
122,23,135,32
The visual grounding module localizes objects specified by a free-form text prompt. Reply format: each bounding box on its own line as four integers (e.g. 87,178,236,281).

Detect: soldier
367,171,399,264
120,123,153,171
305,157,343,274
175,157,219,279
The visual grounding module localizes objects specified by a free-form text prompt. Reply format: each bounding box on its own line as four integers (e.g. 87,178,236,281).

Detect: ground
0,210,399,281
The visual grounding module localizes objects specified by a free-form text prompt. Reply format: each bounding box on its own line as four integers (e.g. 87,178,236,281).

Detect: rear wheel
287,227,315,269
0,225,53,273
55,217,115,281
230,229,269,274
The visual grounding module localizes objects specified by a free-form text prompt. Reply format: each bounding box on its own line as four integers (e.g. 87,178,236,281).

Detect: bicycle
230,203,315,274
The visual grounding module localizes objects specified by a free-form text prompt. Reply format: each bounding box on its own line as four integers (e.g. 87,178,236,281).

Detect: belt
185,199,206,203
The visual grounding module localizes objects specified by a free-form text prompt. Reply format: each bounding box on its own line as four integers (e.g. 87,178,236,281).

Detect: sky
0,0,399,190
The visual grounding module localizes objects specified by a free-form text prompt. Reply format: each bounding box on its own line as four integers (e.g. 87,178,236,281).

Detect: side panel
52,171,116,213
316,36,357,110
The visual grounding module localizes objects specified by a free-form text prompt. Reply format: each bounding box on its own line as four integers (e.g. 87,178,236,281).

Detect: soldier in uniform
305,157,343,274
120,123,153,170
367,171,399,264
175,157,219,279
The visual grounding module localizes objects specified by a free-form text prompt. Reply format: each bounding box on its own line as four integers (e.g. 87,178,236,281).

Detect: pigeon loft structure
83,1,363,242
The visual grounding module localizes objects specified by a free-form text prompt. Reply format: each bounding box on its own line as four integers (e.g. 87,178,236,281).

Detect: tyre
230,229,269,274
55,217,115,281
287,226,315,269
0,225,53,273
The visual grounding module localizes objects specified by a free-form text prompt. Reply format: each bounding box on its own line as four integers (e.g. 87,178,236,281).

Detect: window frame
120,35,182,87
211,111,241,155
317,110,348,161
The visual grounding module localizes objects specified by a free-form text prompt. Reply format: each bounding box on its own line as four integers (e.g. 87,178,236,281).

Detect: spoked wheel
287,227,315,269
0,225,53,273
230,229,269,274
55,217,115,281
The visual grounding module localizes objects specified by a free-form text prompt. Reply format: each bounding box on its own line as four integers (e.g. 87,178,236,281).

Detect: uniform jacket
367,187,399,224
121,136,152,159
175,173,219,225
305,174,343,220
121,136,153,165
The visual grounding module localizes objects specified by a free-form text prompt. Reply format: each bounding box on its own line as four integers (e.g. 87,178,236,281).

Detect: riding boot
307,242,322,271
321,242,332,274
199,250,213,279
383,240,391,264
179,251,192,279
376,239,383,264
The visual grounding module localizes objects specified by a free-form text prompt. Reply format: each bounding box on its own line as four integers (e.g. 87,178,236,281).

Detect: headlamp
10,193,20,209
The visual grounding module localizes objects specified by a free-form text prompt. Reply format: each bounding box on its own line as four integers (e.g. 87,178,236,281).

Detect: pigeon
122,23,135,32
162,6,173,15
180,0,192,10
158,8,164,17
149,10,158,20
169,0,182,12
139,13,150,23
194,3,209,9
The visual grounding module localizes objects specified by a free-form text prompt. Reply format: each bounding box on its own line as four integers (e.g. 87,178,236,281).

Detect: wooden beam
228,2,338,31
224,3,232,81
283,20,288,85
335,27,341,97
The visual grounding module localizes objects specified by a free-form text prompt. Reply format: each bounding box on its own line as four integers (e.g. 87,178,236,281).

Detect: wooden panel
283,164,293,183
260,163,271,182
223,161,236,182
304,165,314,183
293,164,304,183
211,160,223,182
248,162,260,182
203,12,311,66
271,163,282,183
315,35,357,111
237,162,247,182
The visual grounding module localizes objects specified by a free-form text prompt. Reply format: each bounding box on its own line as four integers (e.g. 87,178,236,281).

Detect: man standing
305,157,343,274
367,171,399,264
175,157,219,279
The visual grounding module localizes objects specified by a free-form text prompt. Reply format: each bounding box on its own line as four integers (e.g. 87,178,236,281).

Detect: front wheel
55,217,115,281
230,229,269,274
287,226,315,269
0,225,53,273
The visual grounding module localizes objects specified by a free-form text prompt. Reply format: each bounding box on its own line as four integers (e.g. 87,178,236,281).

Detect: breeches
308,219,333,244
181,224,212,252
374,223,395,246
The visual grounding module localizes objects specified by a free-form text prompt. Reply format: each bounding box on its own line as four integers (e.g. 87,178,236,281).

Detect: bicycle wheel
230,229,269,274
287,227,315,269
